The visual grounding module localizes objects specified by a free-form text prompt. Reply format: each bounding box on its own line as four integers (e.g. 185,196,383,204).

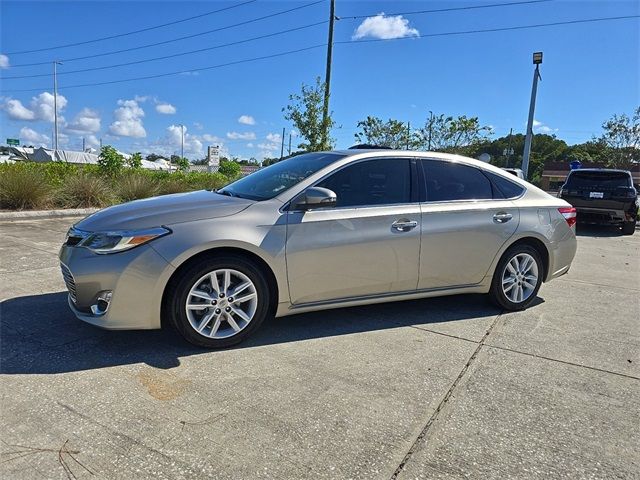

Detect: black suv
559,169,638,235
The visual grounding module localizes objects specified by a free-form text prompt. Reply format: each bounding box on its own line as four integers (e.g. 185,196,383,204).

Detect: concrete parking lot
1,217,638,479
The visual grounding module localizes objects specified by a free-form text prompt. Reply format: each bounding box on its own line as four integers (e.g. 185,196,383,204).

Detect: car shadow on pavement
576,224,636,237
1,290,507,375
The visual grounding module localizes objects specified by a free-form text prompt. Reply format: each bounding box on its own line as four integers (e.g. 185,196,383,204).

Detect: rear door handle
392,219,418,232
493,212,513,223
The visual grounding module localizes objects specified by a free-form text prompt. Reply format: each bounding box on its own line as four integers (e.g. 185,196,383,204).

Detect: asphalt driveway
1,218,638,479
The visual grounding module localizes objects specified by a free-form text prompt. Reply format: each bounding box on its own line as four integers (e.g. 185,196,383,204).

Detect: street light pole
53,61,62,152
522,52,543,180
506,127,513,167
179,124,184,159
427,111,434,151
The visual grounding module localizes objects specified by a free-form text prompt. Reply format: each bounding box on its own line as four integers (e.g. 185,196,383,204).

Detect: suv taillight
559,207,577,228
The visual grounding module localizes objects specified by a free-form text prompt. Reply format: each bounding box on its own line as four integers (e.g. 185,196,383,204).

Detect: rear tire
621,221,635,235
489,244,543,311
167,254,271,348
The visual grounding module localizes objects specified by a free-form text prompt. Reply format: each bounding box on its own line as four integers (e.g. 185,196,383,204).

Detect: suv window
485,171,526,199
421,160,493,201
317,158,411,207
566,171,631,189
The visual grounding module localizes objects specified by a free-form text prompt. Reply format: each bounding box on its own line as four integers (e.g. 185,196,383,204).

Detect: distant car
501,168,525,179
60,150,578,348
558,168,638,235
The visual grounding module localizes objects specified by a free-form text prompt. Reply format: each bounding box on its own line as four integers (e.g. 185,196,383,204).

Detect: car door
285,158,421,305
418,159,520,289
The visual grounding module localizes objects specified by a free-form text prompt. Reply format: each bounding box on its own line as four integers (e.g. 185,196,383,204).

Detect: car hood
74,190,253,232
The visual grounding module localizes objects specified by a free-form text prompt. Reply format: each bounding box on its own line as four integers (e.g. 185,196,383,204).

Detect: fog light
91,291,113,315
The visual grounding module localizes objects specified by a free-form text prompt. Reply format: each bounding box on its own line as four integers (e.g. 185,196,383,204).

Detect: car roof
568,168,631,174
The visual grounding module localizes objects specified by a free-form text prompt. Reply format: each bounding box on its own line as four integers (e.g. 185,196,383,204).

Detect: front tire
489,245,543,311
167,255,271,348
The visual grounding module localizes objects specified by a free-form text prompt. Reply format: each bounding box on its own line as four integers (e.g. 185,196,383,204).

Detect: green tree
416,114,493,153
127,152,143,169
97,145,124,177
354,116,414,149
218,159,241,178
597,106,640,169
283,77,335,152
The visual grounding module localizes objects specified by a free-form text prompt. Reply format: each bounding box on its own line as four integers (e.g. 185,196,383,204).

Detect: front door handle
493,212,513,223
392,219,418,232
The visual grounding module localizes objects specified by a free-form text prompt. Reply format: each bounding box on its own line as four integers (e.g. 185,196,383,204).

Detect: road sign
6,138,19,146
207,145,220,172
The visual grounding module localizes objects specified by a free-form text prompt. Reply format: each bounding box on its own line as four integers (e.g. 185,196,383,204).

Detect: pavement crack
389,312,502,480
484,343,640,381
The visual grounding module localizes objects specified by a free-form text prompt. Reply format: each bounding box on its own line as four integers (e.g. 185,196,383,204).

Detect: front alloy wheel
490,245,543,311
168,255,270,348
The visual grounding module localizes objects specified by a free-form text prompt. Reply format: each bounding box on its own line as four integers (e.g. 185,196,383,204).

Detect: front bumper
59,242,174,330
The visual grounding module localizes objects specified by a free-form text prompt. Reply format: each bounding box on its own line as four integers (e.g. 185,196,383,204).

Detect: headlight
78,227,171,254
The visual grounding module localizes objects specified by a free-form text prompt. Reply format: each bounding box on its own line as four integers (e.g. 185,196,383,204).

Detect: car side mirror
292,187,337,211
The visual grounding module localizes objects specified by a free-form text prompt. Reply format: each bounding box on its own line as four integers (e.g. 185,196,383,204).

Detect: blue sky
1,0,638,160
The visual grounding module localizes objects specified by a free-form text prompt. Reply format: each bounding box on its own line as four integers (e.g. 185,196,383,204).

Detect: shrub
187,172,230,191
218,159,241,179
41,161,78,187
126,152,143,169
98,145,125,177
158,173,193,195
116,173,159,202
60,171,113,208
0,164,52,209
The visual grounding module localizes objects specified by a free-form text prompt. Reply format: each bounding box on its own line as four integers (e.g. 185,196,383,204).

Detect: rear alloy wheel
489,245,543,311
169,255,271,348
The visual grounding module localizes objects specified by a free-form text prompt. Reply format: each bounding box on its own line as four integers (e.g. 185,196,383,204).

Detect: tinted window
422,160,493,201
317,159,411,207
485,171,526,199
220,152,345,200
566,171,631,188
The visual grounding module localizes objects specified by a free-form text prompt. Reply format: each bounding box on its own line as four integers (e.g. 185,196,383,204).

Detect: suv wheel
621,221,635,236
489,245,543,311
168,255,271,348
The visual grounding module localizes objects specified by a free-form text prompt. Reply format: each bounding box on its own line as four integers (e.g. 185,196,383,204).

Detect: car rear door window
317,158,411,207
421,160,493,201
485,171,526,199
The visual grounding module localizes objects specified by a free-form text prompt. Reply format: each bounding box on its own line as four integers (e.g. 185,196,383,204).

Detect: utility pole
179,124,185,159
506,127,513,167
53,61,62,151
82,137,85,151
406,122,410,150
321,0,336,148
427,111,434,151
522,52,543,180
280,127,285,159
99,138,103,149
288,132,292,155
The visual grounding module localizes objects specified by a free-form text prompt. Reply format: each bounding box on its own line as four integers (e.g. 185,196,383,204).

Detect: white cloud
134,95,151,103
353,13,419,40
3,98,35,120
258,142,279,151
202,133,223,143
66,107,101,134
238,115,256,125
227,131,256,140
179,71,199,76
19,127,50,146
30,92,67,123
109,99,146,138
193,122,204,130
246,142,254,148
0,54,9,69
2,91,67,122
266,132,282,143
156,102,176,115
165,124,202,155
532,119,558,134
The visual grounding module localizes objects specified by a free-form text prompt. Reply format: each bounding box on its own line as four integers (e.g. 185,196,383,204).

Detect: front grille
60,264,77,303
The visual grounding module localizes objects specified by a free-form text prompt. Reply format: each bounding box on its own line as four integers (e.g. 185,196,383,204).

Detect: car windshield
566,171,631,188
218,152,346,200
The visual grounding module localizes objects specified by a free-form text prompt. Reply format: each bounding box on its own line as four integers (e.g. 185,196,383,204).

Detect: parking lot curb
0,208,98,220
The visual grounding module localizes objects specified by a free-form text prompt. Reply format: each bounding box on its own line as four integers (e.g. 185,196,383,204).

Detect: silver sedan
60,150,577,348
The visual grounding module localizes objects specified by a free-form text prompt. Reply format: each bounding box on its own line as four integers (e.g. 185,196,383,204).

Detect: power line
2,44,328,93
338,15,640,44
345,0,554,19
1,21,328,80
3,14,638,94
7,0,327,68
5,0,258,55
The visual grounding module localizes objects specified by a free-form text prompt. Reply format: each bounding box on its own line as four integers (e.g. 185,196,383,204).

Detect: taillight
559,207,577,228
